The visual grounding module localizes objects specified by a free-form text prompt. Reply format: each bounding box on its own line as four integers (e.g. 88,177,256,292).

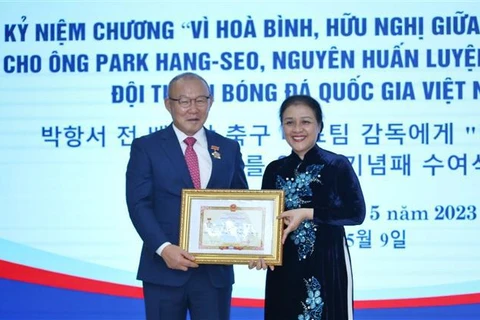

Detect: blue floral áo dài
276,163,324,260
298,277,324,320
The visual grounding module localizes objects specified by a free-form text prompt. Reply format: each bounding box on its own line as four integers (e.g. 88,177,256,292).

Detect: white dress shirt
156,124,213,257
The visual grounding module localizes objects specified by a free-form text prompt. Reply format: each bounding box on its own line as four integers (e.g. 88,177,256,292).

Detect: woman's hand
248,258,274,271
279,208,313,244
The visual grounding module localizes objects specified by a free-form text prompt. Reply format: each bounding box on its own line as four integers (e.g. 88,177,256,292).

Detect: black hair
279,95,324,131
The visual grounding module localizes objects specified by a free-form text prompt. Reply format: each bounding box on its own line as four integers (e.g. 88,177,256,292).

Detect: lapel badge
210,145,221,159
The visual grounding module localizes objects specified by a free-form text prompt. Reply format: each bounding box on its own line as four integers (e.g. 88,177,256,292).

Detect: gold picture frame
179,189,285,265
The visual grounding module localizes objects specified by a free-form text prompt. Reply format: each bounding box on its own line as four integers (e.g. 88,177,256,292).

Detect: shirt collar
172,124,207,147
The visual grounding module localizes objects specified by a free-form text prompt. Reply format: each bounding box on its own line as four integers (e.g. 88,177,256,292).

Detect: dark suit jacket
126,124,248,288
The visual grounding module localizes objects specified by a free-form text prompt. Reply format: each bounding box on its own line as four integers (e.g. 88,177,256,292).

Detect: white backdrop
1,0,479,302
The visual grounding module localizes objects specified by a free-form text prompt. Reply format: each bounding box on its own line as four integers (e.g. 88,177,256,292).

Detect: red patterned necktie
184,137,201,189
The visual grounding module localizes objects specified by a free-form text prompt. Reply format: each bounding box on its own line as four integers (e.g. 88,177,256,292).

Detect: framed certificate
179,189,285,265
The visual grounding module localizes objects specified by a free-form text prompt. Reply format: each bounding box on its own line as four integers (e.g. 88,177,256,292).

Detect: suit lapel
158,125,194,188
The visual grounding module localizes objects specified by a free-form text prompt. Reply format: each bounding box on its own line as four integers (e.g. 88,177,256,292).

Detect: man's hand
161,245,199,271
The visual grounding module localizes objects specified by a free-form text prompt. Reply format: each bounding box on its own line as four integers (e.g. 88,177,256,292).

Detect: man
126,72,248,320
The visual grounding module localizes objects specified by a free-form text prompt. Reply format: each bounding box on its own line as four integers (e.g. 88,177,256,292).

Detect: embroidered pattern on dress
297,277,324,320
276,163,324,260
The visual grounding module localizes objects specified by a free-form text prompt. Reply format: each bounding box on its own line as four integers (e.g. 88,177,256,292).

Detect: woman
250,95,366,320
